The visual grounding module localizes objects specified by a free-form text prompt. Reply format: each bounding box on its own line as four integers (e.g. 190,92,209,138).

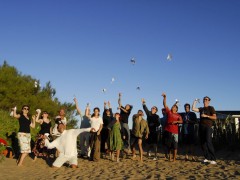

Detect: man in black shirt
142,98,160,160
101,101,113,154
182,103,198,161
192,96,217,165
118,93,133,152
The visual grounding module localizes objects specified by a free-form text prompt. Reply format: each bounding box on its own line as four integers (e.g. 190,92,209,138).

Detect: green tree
0,61,78,142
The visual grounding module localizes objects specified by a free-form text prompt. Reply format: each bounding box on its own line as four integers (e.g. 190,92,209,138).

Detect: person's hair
22,105,30,110
21,105,30,115
41,111,49,118
152,106,158,112
93,107,100,112
125,104,133,110
184,103,190,109
173,104,178,111
92,107,100,117
203,96,211,101
57,122,65,128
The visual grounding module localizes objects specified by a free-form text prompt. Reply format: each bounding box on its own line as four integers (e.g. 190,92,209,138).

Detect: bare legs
110,150,120,162
131,138,143,162
17,153,28,166
168,149,177,162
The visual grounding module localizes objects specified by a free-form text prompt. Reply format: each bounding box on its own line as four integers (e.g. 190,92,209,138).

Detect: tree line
0,61,78,142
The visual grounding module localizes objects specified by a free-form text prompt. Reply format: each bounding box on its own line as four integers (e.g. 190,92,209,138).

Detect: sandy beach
1,148,240,180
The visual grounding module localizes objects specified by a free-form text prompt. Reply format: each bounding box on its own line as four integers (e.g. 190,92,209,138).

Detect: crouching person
44,122,95,168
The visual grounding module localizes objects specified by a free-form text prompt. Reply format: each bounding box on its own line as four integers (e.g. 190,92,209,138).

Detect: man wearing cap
44,123,95,168
192,96,217,165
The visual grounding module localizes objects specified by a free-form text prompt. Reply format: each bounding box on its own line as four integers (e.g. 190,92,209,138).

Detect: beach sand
1,149,240,180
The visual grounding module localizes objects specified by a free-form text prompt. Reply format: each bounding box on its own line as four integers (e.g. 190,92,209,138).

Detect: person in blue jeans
192,96,217,165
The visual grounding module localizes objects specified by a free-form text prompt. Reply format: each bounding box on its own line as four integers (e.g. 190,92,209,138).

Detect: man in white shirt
44,123,95,168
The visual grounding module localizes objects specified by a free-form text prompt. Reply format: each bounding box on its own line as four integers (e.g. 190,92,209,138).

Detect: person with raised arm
161,93,183,162
118,93,133,153
33,110,52,160
86,105,103,161
192,96,217,165
141,98,160,160
101,101,113,154
12,105,40,166
73,97,91,158
182,103,198,161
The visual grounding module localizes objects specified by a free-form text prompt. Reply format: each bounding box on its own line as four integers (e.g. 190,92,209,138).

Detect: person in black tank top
33,111,52,159
12,105,40,166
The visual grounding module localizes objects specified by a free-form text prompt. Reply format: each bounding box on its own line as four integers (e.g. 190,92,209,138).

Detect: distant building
216,111,240,134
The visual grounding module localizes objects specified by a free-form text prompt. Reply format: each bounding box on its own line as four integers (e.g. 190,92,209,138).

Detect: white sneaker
210,161,217,165
203,159,209,163
153,157,157,161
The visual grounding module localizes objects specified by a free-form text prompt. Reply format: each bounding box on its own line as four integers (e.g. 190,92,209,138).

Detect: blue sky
1,1,240,127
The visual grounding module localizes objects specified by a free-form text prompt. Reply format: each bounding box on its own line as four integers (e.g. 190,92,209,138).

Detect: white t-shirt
89,116,103,132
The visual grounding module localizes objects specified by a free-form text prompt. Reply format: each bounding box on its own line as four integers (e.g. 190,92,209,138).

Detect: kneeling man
44,122,95,168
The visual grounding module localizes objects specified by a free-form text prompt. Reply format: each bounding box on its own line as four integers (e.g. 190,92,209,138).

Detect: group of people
10,92,217,168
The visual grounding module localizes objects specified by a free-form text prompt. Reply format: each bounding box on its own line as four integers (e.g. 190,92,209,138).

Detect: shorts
53,155,78,167
165,131,178,150
18,132,31,153
131,135,142,145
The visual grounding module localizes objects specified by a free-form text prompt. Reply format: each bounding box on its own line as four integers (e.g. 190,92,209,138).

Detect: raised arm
104,101,107,110
85,103,91,119
118,93,122,107
74,97,83,118
142,98,150,116
31,110,40,128
162,93,168,109
192,99,199,112
108,101,113,117
12,107,20,119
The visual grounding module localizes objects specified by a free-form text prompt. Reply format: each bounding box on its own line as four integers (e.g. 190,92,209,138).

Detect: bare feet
132,154,137,159
70,164,78,168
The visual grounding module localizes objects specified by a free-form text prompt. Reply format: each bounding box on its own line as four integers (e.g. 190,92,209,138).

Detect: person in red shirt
162,93,183,162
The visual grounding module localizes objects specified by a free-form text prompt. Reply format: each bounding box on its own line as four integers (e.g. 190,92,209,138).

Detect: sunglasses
23,108,29,110
204,99,209,101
